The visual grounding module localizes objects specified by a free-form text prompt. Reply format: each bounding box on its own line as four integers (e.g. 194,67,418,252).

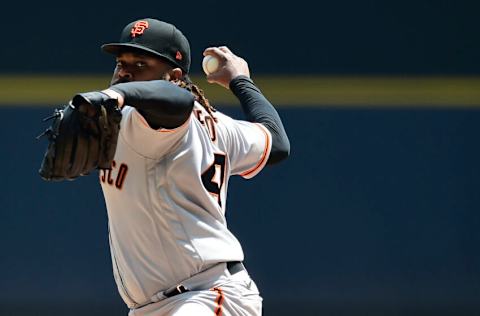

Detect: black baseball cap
101,18,191,73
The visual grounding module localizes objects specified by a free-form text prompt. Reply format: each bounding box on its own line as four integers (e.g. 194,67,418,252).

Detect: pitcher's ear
168,68,183,81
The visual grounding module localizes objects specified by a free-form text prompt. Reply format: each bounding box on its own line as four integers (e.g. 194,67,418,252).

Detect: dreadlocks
172,75,216,119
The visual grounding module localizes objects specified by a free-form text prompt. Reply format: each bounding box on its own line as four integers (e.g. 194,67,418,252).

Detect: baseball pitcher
39,18,290,316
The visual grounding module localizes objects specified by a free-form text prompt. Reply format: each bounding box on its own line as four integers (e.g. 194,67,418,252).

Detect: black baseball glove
37,92,122,181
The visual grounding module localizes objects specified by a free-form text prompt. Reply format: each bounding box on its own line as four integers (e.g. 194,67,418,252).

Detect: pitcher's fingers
218,46,233,55
203,47,229,61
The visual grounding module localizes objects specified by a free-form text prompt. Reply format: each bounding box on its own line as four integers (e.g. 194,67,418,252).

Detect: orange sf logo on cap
176,51,183,61
131,21,149,38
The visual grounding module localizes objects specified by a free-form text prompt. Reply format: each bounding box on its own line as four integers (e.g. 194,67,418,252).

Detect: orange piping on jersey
211,287,224,316
240,123,271,178
160,111,192,133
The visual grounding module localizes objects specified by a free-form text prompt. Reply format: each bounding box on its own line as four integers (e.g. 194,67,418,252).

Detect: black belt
163,284,189,298
226,261,244,275
164,261,244,298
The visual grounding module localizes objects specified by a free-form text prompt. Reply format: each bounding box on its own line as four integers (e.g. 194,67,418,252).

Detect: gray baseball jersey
100,102,271,308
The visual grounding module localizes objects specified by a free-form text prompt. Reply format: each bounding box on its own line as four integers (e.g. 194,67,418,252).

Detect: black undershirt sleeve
110,77,290,164
229,75,290,165
109,80,195,129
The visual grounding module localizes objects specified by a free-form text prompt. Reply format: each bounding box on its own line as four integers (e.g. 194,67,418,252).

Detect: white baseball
202,55,220,75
